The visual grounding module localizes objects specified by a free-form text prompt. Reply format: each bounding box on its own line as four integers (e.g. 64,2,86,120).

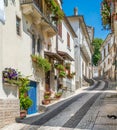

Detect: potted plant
44,91,51,96
20,94,33,119
42,95,51,105
65,63,71,70
19,77,33,119
55,64,65,71
31,55,37,63
59,71,66,78
55,92,62,99
45,0,64,22
31,55,51,72
2,68,21,85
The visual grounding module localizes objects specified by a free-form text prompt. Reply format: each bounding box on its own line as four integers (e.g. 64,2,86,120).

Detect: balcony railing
20,0,42,12
20,0,58,36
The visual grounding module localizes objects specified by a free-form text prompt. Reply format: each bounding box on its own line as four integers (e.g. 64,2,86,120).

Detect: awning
57,51,74,61
44,51,63,61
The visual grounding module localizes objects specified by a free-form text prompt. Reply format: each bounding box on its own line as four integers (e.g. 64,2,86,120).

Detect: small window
16,16,21,36
37,39,41,54
108,44,110,53
32,35,36,54
104,48,106,57
58,23,62,38
67,32,70,48
104,62,106,68
108,59,109,64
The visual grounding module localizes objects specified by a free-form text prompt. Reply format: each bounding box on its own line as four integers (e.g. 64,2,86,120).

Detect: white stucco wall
0,1,46,100
68,17,93,87
57,20,76,91
0,22,3,97
58,22,75,59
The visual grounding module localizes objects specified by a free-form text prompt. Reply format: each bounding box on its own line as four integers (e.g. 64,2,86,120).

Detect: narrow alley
3,80,115,130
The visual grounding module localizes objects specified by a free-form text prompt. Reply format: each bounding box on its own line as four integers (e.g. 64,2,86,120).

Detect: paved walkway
0,81,98,130
1,80,117,130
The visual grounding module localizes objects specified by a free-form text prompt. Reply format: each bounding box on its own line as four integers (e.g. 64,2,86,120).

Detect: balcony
57,51,74,61
80,44,91,62
20,0,57,37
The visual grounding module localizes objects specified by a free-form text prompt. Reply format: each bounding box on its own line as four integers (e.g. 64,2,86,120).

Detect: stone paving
1,80,117,130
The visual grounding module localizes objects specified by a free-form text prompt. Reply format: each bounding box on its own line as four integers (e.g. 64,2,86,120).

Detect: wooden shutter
67,32,70,48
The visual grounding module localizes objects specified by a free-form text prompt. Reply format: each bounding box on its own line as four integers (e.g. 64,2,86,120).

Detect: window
58,23,62,38
32,35,36,54
108,58,110,64
104,48,106,57
114,44,116,52
16,16,21,36
67,32,70,48
104,62,106,68
108,44,110,53
37,39,41,54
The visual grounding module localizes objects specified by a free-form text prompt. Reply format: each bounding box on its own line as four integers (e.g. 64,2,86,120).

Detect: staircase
82,75,95,87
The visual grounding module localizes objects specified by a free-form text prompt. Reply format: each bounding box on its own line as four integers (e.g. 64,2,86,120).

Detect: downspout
56,33,58,53
0,22,3,97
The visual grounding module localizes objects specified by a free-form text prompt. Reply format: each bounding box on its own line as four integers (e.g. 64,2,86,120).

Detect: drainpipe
115,36,117,81
0,22,3,97
56,33,58,53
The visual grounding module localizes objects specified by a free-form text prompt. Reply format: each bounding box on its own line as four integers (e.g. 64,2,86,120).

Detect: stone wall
0,99,20,128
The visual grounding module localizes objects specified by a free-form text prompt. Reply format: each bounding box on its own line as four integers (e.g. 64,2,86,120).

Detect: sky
62,0,110,40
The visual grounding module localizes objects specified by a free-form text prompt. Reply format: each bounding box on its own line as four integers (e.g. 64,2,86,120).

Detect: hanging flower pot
65,63,71,70
59,71,66,78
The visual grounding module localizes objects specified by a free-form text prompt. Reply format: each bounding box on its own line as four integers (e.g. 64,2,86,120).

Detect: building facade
0,0,62,128
101,0,117,80
0,1,94,128
68,9,94,88
99,33,115,80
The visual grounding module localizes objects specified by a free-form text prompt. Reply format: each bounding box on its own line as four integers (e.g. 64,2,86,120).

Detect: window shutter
58,23,62,38
67,32,70,48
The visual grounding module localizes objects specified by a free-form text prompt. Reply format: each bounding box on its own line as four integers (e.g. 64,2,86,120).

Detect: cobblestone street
19,80,111,130
1,80,117,130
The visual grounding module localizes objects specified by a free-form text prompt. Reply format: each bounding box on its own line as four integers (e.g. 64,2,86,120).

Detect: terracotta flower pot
20,110,27,119
42,99,51,105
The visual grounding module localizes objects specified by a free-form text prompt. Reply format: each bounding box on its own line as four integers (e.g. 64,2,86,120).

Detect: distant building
98,33,115,80
67,8,94,88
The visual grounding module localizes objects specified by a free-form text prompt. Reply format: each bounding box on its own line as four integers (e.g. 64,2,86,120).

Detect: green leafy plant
55,64,65,71
65,63,71,70
19,77,33,110
59,71,66,78
55,92,62,98
19,77,30,94
44,95,50,99
101,0,111,30
92,38,103,66
20,94,33,110
31,55,51,72
45,0,64,22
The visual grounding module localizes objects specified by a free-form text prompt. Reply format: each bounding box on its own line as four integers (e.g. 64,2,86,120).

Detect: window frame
67,32,70,49
16,16,21,36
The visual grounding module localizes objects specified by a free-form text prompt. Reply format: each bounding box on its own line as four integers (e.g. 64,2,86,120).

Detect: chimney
74,7,78,16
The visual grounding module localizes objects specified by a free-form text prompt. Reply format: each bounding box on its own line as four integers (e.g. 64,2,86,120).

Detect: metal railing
20,0,42,11
20,0,57,30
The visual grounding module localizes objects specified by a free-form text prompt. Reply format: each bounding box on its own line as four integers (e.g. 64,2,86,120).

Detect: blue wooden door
28,81,37,115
